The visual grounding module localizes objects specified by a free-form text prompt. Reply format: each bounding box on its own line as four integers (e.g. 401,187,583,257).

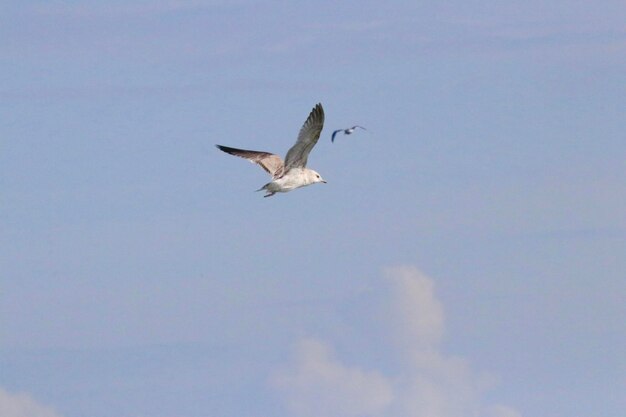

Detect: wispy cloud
29,0,232,18
272,266,520,417
0,387,63,417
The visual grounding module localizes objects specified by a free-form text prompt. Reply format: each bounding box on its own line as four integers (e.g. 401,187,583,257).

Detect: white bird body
260,167,324,195
216,103,326,197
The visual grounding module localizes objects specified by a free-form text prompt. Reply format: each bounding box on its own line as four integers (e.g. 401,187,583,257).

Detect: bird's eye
316,174,320,178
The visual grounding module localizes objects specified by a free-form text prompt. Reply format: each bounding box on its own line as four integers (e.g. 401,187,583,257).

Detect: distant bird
216,103,327,197
331,125,367,142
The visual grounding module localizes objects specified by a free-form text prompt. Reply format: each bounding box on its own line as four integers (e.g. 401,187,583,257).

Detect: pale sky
2,1,626,417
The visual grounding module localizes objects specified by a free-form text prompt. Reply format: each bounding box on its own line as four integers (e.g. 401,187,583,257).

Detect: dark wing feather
284,103,325,171
216,145,284,178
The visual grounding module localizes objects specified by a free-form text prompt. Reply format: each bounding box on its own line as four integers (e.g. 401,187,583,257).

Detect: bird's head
309,170,327,184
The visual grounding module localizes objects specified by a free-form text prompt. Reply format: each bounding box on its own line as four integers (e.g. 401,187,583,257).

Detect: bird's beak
322,180,327,183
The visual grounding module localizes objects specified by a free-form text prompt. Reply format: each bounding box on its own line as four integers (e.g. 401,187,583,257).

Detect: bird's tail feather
255,183,276,197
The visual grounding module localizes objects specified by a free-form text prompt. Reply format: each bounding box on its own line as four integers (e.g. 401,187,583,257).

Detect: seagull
331,125,367,142
216,103,327,197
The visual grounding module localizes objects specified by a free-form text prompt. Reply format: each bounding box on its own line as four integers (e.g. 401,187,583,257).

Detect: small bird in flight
216,103,327,197
331,125,367,142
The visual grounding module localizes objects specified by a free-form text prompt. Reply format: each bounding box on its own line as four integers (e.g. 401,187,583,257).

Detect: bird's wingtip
215,144,229,153
314,103,324,115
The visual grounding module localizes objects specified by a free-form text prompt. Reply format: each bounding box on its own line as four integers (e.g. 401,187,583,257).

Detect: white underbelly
269,170,310,192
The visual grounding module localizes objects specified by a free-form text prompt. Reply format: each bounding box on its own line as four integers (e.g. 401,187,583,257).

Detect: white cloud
272,338,394,417
273,266,521,417
385,266,445,353
383,266,486,417
0,387,63,417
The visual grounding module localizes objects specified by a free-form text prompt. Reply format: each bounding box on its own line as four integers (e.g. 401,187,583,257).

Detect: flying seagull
331,125,367,142
216,103,326,197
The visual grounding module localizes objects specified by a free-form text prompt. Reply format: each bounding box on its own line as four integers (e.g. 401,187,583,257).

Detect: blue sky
1,1,625,417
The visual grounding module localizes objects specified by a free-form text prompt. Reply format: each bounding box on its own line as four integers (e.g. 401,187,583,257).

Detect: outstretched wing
331,129,342,143
353,125,367,131
216,145,284,178
284,103,325,171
